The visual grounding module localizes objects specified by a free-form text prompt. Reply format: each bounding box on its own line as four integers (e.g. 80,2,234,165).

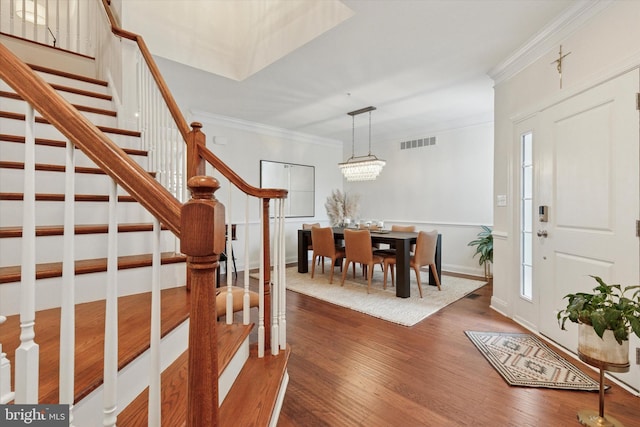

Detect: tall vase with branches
325,189,360,226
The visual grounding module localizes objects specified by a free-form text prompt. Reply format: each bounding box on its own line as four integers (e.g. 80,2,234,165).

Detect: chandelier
339,106,386,181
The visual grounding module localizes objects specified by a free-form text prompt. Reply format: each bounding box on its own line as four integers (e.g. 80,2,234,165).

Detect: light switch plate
496,195,507,207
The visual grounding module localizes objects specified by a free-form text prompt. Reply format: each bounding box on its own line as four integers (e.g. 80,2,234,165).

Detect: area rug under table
465,331,600,391
285,266,486,326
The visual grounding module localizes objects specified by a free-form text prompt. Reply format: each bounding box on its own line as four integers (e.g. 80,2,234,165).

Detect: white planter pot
578,323,629,371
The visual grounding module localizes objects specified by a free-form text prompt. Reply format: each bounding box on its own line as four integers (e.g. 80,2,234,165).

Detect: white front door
537,70,639,390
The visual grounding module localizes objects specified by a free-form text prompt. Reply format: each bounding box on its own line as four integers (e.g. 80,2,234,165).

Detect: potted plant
557,275,640,368
467,225,493,278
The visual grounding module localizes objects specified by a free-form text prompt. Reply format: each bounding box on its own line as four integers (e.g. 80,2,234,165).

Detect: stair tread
0,192,139,202
0,160,107,174
0,111,141,137
219,345,290,426
0,222,170,238
0,252,186,284
0,161,155,178
49,82,112,101
0,90,116,117
0,287,191,404
0,133,148,156
117,341,290,427
28,63,109,87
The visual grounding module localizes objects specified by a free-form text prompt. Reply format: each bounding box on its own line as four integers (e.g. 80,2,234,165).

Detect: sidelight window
521,132,533,300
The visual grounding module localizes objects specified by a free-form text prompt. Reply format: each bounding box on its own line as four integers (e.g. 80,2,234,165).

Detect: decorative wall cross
551,45,571,89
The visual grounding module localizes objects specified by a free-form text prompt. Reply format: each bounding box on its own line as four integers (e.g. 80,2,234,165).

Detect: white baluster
258,199,265,358
60,139,76,425
0,315,15,404
226,185,233,324
278,198,287,350
271,200,280,355
148,217,162,426
15,103,39,403
103,179,118,427
243,195,251,325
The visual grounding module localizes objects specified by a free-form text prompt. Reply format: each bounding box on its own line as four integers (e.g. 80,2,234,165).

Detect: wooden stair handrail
190,125,288,199
0,43,182,236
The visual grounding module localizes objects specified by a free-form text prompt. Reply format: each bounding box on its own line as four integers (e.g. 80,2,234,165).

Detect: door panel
537,70,639,391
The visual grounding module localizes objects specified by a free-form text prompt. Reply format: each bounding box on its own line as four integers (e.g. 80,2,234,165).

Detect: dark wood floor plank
2,273,638,426
278,281,640,427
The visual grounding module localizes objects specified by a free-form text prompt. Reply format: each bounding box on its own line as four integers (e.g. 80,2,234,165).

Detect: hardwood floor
277,280,640,427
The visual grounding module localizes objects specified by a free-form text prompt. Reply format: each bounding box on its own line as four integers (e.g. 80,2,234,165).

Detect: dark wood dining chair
383,229,441,298
341,229,385,293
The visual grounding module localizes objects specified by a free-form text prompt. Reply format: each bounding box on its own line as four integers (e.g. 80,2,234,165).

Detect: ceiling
124,0,577,147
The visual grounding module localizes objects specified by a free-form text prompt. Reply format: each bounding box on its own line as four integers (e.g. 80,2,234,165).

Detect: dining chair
383,229,441,298
310,227,345,283
374,224,416,256
341,229,386,293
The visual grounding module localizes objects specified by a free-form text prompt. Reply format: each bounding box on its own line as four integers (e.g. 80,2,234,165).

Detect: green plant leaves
557,275,640,343
468,225,493,266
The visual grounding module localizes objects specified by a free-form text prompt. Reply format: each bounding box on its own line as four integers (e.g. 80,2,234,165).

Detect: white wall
346,121,494,276
173,111,494,277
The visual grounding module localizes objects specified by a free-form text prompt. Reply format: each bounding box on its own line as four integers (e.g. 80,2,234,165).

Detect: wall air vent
400,136,436,150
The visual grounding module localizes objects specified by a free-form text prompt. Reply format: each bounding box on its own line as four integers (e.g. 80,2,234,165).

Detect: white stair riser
0,200,157,227
1,80,113,112
0,140,148,169
0,263,186,316
0,168,149,194
1,96,117,128
0,230,179,266
32,72,110,96
0,119,142,150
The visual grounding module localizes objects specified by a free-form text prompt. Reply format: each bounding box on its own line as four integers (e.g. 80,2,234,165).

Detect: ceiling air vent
400,136,436,150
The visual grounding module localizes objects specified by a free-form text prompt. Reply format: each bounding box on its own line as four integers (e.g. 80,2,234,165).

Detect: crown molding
488,0,614,85
189,109,342,148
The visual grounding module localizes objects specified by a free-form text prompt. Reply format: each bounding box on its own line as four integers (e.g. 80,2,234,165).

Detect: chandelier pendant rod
340,105,385,181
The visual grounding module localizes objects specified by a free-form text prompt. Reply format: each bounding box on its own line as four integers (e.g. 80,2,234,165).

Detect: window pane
522,265,533,299
523,166,532,199
520,131,533,300
522,133,532,164
522,199,532,232
523,232,532,265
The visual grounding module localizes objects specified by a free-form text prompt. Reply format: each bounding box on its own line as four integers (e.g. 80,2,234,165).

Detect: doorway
536,69,639,390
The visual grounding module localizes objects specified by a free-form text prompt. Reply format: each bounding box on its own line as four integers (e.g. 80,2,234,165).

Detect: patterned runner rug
465,331,600,391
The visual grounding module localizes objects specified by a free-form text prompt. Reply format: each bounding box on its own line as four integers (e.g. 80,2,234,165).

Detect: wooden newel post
186,122,206,179
181,176,225,427
185,122,207,292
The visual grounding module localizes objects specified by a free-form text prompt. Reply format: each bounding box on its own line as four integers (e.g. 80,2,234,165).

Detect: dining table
297,227,441,298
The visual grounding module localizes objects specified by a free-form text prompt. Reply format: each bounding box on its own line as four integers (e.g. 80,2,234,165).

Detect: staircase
0,2,290,424
0,59,186,314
